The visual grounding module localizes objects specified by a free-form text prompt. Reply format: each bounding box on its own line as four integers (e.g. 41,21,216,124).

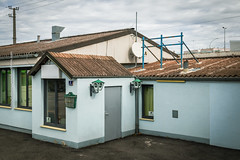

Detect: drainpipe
135,88,139,134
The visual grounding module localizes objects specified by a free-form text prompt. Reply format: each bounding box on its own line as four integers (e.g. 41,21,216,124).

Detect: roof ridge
0,28,134,48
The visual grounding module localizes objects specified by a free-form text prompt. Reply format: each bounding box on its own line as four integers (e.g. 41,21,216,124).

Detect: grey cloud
0,0,239,52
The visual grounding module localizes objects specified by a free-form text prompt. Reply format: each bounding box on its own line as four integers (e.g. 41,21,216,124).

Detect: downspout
135,85,139,134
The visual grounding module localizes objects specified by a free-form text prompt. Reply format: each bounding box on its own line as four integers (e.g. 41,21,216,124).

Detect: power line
18,0,49,8
20,0,64,12
160,15,240,30
5,0,29,6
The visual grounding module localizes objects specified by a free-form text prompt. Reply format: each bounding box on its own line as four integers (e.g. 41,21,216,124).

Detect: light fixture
64,92,77,108
130,78,142,93
90,79,105,96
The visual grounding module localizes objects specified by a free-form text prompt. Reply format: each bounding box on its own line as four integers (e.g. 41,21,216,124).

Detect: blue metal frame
180,32,183,68
142,32,185,69
160,35,163,69
142,37,145,69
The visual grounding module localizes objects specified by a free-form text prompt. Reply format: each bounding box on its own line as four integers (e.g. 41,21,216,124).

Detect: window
142,85,154,119
0,69,11,106
44,79,66,128
18,68,32,108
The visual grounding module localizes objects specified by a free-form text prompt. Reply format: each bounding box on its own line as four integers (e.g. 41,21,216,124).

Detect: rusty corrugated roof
0,28,177,58
29,52,133,78
0,29,130,57
129,56,240,80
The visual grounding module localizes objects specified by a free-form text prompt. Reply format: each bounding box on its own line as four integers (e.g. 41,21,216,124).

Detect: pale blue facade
0,65,240,150
0,67,32,133
31,67,135,148
139,80,240,150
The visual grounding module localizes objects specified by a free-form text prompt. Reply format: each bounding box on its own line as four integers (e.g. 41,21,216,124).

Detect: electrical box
172,110,178,118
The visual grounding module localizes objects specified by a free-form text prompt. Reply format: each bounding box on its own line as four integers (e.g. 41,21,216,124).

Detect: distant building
230,40,240,51
184,48,230,54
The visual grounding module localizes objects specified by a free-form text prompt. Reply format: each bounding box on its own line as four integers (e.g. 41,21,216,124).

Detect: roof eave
28,52,74,79
137,76,240,81
72,75,134,79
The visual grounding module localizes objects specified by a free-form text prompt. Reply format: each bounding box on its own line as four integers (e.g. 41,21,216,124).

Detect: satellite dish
131,42,142,58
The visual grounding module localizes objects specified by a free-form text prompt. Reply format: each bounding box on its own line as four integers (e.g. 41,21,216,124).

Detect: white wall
32,66,135,146
0,58,40,67
0,68,32,131
210,82,240,149
65,35,172,64
76,78,135,143
32,70,79,144
139,80,240,150
139,81,210,141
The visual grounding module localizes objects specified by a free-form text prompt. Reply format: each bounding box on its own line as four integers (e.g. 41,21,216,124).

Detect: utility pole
8,6,19,44
135,12,137,42
222,27,227,52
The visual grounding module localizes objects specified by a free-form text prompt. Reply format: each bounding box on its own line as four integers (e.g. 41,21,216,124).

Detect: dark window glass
44,79,66,128
18,68,32,108
142,85,154,119
0,69,11,106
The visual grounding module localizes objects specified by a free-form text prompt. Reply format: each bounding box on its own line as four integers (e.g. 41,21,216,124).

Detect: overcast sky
0,0,240,53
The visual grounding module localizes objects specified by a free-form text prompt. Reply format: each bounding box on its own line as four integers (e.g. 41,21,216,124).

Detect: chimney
37,35,40,43
183,60,189,72
52,26,65,41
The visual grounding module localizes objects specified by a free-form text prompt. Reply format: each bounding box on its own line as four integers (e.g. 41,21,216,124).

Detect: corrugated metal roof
0,29,130,57
29,52,133,78
129,56,240,80
0,28,177,58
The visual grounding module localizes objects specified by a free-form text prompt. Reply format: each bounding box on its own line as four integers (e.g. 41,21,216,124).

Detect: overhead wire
159,15,240,30
20,0,64,12
18,0,50,8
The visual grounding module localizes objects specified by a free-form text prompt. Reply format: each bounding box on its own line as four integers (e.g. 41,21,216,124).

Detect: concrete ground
0,128,240,160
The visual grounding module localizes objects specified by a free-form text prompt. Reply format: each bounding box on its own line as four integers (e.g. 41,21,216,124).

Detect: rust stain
129,57,240,78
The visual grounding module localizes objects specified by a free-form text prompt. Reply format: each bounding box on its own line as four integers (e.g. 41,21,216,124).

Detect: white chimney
37,35,40,43
52,26,65,41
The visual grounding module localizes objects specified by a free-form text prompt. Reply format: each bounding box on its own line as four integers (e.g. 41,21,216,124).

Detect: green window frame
142,85,154,119
0,68,11,106
44,79,66,129
18,68,32,109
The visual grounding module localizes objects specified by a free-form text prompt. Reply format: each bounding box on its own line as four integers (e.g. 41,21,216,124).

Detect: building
129,56,240,150
0,28,175,148
1,28,240,150
1,51,135,148
0,28,175,68
230,40,240,51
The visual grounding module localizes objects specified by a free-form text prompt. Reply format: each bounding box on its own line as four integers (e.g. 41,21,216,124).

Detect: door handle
105,112,109,116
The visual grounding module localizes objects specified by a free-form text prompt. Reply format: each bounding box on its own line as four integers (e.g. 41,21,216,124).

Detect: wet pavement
0,128,240,160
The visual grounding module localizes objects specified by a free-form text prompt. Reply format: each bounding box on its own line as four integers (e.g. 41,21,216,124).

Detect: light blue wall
76,78,135,143
139,81,210,142
0,68,32,132
140,80,240,150
32,66,135,148
32,70,79,144
210,82,240,149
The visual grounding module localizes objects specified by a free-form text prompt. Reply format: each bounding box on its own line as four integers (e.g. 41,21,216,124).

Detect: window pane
57,80,65,126
45,79,66,127
28,75,32,107
0,70,6,104
46,80,56,124
7,70,11,105
19,70,27,106
143,86,154,118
